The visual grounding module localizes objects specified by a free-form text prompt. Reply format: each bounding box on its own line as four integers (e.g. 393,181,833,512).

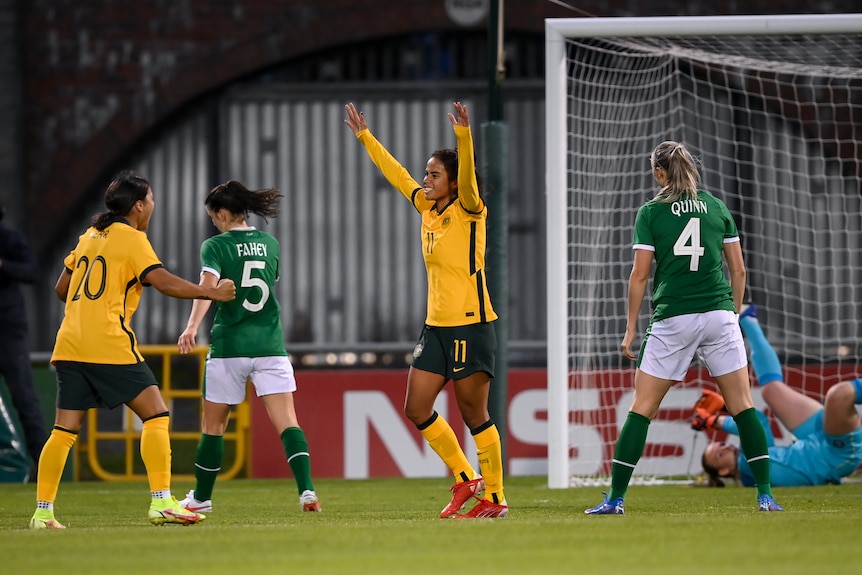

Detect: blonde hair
650,141,700,202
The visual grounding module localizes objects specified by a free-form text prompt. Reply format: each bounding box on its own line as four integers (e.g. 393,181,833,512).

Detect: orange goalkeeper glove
691,408,721,431
693,388,725,415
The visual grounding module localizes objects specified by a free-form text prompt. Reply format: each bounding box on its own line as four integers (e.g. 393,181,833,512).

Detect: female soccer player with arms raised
344,101,506,518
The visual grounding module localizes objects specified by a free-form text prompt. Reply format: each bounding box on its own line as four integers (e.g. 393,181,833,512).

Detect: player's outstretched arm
146,267,235,302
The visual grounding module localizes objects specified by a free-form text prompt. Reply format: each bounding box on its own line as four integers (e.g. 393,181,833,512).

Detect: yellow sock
140,415,172,493
419,413,476,481
473,424,505,504
36,427,78,503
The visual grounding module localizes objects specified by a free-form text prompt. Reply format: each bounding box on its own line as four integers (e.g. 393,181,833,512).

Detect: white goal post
546,14,862,488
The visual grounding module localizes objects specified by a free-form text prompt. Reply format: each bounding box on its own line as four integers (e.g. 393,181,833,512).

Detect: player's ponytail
205,180,282,222
651,141,700,203
92,171,151,231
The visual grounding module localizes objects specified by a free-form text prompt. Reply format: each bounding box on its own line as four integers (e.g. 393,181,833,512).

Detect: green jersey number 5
674,218,705,272
241,260,270,312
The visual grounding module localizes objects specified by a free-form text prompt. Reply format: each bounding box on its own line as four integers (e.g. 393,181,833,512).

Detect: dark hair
205,180,282,222
430,148,485,199
701,450,726,487
91,171,151,231
651,140,700,203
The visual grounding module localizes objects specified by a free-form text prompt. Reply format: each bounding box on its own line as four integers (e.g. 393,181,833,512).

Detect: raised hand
344,102,368,135
448,101,470,127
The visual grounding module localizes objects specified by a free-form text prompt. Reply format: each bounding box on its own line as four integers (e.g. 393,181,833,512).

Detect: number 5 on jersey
241,260,269,312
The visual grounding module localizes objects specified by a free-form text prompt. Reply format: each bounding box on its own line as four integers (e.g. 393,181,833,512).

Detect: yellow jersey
357,125,497,327
51,219,164,364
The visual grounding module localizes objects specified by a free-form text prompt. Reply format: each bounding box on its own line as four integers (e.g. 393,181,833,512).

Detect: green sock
608,411,650,501
281,427,314,494
193,433,223,501
733,407,773,498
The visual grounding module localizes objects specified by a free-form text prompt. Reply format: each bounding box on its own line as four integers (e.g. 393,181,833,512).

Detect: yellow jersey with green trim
51,219,164,364
356,124,497,327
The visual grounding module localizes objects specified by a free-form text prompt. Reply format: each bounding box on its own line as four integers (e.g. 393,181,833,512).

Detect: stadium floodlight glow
546,14,862,489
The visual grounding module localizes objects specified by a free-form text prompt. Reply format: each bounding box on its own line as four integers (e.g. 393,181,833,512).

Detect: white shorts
638,309,747,381
203,356,297,405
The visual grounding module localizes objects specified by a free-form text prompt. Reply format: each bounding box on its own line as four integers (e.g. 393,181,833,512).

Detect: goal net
545,15,862,488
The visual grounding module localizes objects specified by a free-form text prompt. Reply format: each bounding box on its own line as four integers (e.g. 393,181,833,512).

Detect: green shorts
411,322,496,380
55,360,158,410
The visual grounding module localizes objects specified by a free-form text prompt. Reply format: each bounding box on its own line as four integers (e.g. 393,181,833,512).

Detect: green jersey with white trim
632,190,738,321
200,228,287,358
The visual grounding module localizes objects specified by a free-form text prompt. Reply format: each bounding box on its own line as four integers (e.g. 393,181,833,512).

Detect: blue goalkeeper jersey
729,409,862,486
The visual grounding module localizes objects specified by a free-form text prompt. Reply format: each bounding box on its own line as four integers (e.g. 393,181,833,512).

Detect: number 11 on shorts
454,339,467,363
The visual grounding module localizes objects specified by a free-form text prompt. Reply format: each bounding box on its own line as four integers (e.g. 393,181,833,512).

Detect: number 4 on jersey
673,218,705,271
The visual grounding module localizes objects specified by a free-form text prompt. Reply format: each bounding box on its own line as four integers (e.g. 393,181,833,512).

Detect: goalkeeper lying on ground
698,305,862,487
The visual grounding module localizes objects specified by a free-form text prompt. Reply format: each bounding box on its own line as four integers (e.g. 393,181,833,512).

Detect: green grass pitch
2,476,861,574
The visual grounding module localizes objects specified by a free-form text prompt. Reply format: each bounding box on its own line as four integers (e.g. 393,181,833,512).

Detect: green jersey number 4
673,218,705,272
241,260,270,312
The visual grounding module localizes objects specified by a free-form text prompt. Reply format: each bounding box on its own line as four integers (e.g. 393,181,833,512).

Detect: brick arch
24,1,572,254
